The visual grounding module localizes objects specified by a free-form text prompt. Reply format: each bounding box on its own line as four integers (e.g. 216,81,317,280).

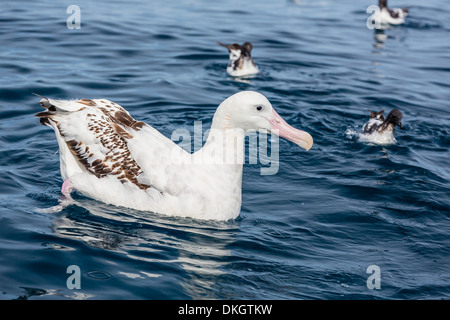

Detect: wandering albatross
35,91,313,221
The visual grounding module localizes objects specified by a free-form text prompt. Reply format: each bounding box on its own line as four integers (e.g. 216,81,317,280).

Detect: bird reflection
50,199,238,299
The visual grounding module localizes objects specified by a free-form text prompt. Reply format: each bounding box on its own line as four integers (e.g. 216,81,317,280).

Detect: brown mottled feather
36,97,151,190
111,123,134,139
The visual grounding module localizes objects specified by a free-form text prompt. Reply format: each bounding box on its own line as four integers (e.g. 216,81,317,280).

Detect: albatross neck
197,124,246,169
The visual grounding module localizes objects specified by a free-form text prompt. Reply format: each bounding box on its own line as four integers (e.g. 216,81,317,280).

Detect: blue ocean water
0,0,449,300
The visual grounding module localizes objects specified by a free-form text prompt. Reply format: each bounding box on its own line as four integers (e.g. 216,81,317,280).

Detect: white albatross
36,91,313,221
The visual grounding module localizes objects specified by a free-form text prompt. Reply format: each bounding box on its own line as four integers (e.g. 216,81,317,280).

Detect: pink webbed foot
34,179,75,214
61,179,74,200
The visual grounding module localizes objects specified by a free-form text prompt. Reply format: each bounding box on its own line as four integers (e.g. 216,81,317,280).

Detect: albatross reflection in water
50,199,239,299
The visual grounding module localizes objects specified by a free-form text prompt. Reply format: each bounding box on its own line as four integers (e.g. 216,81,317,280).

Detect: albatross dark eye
256,105,263,111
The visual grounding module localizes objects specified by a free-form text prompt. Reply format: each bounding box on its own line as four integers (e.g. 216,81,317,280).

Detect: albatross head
213,91,313,151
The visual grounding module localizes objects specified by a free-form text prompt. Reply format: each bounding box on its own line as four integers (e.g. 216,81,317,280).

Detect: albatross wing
36,97,158,190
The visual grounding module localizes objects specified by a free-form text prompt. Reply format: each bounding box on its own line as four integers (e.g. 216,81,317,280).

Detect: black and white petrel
218,41,259,77
376,0,409,25
360,109,403,145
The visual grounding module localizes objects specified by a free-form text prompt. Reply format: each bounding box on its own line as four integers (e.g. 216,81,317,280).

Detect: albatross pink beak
269,109,313,151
